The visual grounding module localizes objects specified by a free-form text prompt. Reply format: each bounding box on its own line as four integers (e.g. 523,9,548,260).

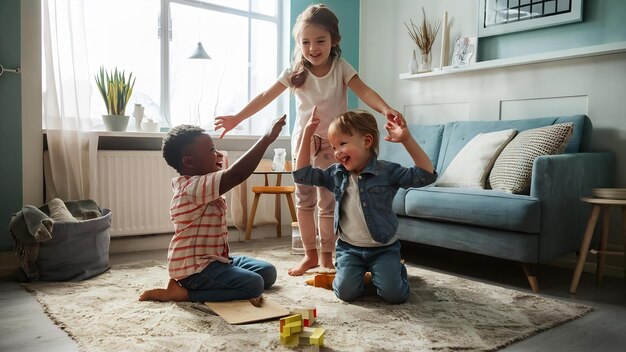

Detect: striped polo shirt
167,170,229,280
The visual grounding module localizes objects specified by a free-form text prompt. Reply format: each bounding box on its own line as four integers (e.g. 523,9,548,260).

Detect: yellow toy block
280,321,302,337
278,310,323,347
279,314,302,332
280,334,299,347
299,327,325,346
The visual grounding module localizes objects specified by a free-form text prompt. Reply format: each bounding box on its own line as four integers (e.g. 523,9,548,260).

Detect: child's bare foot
249,295,264,307
319,251,335,270
288,249,318,276
139,279,189,302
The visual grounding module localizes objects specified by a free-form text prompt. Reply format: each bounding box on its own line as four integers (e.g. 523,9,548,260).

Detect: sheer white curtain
42,0,97,201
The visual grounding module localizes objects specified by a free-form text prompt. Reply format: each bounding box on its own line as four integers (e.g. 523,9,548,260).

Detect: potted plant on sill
95,66,136,131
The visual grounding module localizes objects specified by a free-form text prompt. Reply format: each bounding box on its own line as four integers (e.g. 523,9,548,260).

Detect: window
82,0,287,135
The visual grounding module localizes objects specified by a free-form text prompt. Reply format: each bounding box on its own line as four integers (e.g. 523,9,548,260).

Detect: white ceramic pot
102,115,130,132
141,120,159,132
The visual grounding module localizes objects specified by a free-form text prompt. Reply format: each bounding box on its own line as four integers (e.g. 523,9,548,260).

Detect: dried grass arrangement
405,7,442,55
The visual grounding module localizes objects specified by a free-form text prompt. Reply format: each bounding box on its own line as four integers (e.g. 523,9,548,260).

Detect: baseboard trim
548,245,625,279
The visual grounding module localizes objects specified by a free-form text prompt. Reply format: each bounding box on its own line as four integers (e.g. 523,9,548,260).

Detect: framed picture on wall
478,0,583,38
452,35,477,68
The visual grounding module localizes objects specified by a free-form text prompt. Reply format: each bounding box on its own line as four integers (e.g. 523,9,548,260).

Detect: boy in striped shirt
139,115,286,303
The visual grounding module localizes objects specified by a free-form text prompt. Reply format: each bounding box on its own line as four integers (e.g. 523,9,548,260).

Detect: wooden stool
569,193,626,294
244,160,297,240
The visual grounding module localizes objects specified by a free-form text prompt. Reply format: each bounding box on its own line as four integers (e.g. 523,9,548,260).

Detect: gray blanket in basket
9,199,111,282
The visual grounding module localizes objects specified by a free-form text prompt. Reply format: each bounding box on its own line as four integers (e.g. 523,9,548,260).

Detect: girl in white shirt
215,4,405,276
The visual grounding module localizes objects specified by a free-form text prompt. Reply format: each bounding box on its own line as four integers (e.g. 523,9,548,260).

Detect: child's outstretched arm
295,106,320,170
214,81,287,138
385,121,434,173
347,75,406,128
219,114,286,195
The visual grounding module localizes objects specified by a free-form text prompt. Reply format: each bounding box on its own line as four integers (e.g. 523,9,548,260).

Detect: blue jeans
178,256,276,302
333,239,409,304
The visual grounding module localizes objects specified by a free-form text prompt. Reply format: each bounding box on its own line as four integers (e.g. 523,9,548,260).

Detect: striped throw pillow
489,123,573,194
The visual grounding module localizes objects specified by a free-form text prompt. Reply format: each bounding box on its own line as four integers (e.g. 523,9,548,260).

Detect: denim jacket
293,156,437,244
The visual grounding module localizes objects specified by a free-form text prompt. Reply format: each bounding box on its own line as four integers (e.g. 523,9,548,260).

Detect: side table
569,193,626,294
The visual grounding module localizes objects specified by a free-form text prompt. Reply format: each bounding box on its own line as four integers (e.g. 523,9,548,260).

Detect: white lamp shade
189,42,211,59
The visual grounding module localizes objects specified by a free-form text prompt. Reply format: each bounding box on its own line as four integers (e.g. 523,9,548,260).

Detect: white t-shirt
278,57,357,152
339,173,397,247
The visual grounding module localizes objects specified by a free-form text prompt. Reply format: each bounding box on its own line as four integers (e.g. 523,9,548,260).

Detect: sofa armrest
531,152,615,261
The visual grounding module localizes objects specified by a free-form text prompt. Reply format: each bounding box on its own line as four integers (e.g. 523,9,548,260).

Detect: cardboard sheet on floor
205,299,290,325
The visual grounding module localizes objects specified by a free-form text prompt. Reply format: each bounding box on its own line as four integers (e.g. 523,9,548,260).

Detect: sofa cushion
435,129,516,188
436,115,589,174
379,124,444,171
489,123,573,194
402,186,541,233
553,115,592,153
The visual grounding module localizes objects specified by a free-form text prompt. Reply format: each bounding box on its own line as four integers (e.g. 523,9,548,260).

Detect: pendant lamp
189,42,211,60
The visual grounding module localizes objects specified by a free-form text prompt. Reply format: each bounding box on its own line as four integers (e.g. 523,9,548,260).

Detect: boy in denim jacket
293,108,436,303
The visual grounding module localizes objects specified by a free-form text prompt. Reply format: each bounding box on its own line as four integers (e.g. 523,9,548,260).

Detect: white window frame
161,0,287,133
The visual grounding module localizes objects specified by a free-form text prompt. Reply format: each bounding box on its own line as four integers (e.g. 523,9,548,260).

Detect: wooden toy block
299,327,325,346
364,271,372,285
309,328,324,346
280,321,302,337
280,334,299,347
280,314,302,330
294,308,316,327
305,273,335,290
279,314,303,336
278,309,323,347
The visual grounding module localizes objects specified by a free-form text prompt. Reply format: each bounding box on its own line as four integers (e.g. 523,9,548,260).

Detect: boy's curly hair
162,124,205,173
328,111,380,156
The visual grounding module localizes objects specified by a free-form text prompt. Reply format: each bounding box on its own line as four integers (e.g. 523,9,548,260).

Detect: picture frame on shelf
452,35,477,68
477,0,583,38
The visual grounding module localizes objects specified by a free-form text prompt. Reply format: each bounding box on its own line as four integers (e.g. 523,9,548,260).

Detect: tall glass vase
418,51,433,73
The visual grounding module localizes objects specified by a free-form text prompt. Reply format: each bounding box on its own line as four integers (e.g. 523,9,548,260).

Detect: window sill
43,129,291,152
42,129,291,141
399,41,626,80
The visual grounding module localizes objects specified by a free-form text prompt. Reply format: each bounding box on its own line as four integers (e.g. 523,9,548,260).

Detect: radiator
94,150,276,237
95,151,178,237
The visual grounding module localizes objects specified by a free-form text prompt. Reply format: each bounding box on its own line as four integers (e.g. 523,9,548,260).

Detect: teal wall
289,0,360,132
479,0,626,60
0,0,23,251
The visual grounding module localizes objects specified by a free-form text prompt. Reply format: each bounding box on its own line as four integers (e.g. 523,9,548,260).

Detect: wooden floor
1,236,625,352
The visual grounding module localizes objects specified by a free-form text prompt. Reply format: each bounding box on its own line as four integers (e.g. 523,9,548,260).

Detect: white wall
360,0,626,268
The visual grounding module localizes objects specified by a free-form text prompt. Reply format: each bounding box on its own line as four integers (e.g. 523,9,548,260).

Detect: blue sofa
380,115,614,291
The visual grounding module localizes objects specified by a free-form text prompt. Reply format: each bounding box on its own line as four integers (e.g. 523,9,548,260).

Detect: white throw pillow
435,129,517,188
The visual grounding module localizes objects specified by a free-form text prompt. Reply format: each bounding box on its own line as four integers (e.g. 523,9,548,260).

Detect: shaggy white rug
23,245,591,351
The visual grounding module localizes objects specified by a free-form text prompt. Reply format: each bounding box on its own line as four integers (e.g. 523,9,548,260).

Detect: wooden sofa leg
521,263,540,293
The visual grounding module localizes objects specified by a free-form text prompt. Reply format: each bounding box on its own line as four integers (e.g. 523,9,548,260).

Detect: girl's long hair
289,4,342,88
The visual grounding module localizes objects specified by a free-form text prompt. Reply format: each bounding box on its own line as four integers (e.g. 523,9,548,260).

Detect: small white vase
408,50,419,74
418,51,433,73
272,148,286,171
141,120,159,132
132,104,145,131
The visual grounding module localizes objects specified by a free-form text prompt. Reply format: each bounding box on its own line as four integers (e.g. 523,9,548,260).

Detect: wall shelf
399,41,626,80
